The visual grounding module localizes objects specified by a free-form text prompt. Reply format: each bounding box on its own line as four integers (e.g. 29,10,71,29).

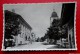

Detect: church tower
50,9,58,26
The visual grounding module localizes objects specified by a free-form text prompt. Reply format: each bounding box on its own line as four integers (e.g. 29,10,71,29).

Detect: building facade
4,10,32,47
60,3,75,48
15,15,32,46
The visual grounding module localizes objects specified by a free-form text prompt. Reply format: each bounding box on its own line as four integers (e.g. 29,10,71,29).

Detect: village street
7,42,58,50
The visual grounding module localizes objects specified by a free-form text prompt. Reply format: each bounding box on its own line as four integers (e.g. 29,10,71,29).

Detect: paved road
7,42,57,50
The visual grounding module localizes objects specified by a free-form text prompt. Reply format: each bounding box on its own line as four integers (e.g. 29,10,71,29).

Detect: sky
4,3,62,38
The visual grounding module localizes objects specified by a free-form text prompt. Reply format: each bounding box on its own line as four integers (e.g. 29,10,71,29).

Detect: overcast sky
4,3,62,38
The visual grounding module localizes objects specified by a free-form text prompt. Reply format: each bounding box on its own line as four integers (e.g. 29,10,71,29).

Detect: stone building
4,10,32,47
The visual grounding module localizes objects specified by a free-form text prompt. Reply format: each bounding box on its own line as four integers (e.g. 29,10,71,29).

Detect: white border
2,2,77,51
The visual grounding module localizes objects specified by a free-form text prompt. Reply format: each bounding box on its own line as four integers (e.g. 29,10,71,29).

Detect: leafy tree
46,19,60,44
40,37,45,42
5,10,20,39
36,37,40,42
60,26,68,39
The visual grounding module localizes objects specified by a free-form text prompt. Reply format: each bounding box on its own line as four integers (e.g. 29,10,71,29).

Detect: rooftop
5,10,32,30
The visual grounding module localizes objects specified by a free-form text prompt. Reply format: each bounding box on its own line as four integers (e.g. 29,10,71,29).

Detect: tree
47,19,60,44
5,10,20,39
40,37,45,42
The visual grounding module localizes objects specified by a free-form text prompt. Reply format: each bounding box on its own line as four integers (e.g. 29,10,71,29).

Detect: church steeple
51,9,58,18
50,9,58,26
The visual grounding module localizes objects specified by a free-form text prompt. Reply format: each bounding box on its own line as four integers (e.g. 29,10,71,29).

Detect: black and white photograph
2,2,77,51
